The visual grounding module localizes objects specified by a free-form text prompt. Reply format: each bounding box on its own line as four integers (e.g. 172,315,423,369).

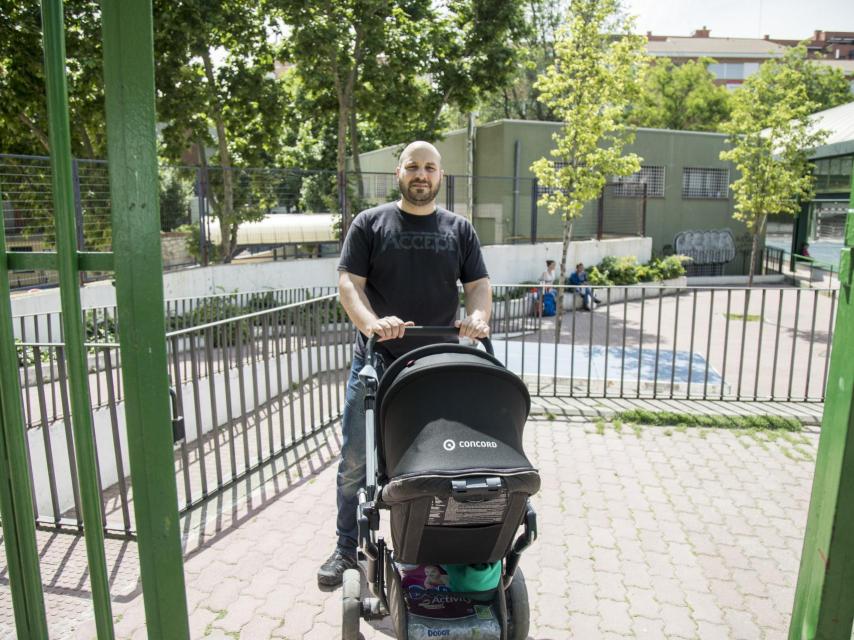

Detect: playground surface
0,398,831,639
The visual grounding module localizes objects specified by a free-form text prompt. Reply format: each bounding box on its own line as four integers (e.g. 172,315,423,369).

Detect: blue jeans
575,287,593,308
336,352,384,553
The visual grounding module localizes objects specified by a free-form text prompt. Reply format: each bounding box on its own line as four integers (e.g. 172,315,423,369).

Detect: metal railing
490,284,836,403
14,283,836,536
16,293,350,534
14,287,337,430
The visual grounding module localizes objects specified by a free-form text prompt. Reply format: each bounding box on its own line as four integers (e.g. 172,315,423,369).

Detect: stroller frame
343,327,539,640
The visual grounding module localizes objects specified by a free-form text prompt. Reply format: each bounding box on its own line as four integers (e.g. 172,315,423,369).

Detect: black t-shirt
338,202,489,361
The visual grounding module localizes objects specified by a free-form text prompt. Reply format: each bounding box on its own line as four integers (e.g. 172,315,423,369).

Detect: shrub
587,254,690,285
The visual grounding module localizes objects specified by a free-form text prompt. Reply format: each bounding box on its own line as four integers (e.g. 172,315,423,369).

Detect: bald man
318,141,492,586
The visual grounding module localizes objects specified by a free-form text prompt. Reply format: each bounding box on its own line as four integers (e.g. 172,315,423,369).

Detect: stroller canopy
376,343,532,480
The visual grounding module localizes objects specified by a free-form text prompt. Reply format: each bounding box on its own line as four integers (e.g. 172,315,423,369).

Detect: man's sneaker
317,548,358,586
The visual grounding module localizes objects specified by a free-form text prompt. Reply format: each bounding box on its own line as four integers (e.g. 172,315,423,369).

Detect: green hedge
587,255,690,286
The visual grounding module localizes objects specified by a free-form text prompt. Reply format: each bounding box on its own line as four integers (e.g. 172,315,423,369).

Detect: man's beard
399,177,440,206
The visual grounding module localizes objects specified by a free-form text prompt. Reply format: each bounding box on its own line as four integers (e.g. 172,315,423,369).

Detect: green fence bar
40,0,115,637
789,171,854,639
0,228,48,638
101,0,191,637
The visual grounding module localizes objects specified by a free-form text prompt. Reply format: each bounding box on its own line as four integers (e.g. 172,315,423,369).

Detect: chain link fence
3,155,649,289
345,172,647,246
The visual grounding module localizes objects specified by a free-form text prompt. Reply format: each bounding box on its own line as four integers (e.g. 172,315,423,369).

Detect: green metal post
100,1,190,637
40,0,116,637
0,229,49,638
789,170,854,639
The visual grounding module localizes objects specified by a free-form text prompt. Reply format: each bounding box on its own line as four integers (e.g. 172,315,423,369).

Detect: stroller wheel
506,567,530,640
342,568,361,640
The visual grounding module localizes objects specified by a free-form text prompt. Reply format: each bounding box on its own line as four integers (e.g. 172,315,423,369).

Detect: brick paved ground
1,409,829,639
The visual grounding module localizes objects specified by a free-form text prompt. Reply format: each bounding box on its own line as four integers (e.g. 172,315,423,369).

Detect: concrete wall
10,259,341,325
483,237,652,284
11,238,651,320
161,232,194,268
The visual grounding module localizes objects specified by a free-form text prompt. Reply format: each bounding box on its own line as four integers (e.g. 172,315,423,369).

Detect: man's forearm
464,279,492,322
339,280,379,335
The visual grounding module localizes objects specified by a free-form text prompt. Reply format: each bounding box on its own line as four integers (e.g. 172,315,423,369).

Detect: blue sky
625,0,854,40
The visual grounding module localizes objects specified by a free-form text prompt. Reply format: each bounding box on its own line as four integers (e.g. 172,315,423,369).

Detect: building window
612,165,665,197
682,167,729,199
708,62,747,80
375,174,388,198
535,161,568,196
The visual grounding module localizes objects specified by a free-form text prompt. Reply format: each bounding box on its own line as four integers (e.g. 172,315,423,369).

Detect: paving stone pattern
1,416,828,639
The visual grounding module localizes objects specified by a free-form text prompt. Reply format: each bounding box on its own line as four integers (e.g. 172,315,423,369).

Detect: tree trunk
747,214,767,287
555,217,574,342
80,125,96,160
334,26,364,239
201,47,235,263
349,93,364,199
426,86,453,139
18,112,50,153
197,141,210,266
335,73,350,232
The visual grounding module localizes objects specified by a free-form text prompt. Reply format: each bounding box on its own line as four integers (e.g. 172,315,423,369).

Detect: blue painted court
490,340,724,386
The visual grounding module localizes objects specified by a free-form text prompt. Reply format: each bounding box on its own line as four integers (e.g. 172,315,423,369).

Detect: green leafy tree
530,0,648,333
720,47,829,285
276,0,526,218
476,0,567,123
0,0,105,157
423,1,527,130
628,57,731,132
154,0,288,262
782,43,852,113
275,0,426,214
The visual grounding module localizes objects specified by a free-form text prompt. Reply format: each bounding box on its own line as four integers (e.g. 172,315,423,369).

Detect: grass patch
614,409,801,432
613,418,623,433
594,418,605,435
205,611,227,636
544,411,556,421
726,313,762,322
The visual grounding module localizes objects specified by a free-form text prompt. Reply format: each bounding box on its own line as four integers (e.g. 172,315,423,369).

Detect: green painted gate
789,173,854,638
0,1,189,638
1,1,853,639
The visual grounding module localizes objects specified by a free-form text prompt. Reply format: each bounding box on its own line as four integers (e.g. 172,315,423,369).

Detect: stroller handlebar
365,325,494,361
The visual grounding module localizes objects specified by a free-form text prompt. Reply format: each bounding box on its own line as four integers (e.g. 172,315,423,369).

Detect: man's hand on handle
367,316,415,341
455,316,490,339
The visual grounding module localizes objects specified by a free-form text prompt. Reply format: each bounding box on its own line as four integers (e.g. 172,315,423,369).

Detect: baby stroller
342,327,540,640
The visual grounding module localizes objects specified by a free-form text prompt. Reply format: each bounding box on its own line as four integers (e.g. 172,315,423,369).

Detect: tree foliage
783,43,852,113
274,0,526,215
476,0,567,122
0,0,105,156
530,0,648,334
153,0,289,262
719,46,829,283
627,57,731,132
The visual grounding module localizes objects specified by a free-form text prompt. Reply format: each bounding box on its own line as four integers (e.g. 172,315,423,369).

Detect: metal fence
14,287,336,428
347,172,647,245
492,284,836,403
14,282,836,536
2,154,649,289
16,292,348,534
